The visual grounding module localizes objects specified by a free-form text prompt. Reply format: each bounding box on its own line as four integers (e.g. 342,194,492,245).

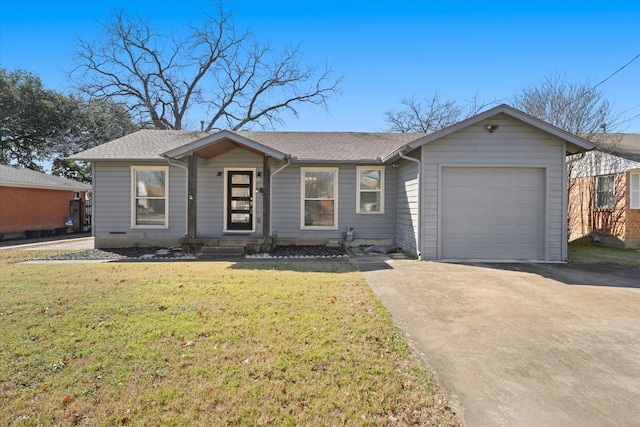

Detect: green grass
568,244,640,269
0,250,458,426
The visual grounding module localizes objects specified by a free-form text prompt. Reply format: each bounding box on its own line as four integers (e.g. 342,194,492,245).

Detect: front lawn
568,244,640,269
0,250,458,426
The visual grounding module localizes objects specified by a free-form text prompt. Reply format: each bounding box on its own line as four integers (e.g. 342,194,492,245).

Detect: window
595,175,615,209
301,167,338,229
631,172,640,209
131,166,169,227
357,166,384,214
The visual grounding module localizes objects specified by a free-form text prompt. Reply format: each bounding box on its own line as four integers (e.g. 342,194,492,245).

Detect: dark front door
227,171,253,231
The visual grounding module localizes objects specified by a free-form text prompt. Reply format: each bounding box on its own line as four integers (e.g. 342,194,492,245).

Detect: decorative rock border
245,253,349,260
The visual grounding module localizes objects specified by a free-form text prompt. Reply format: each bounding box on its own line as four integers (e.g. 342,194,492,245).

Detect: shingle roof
70,105,596,163
69,129,427,162
68,129,210,161
609,134,640,162
236,131,426,161
0,164,91,191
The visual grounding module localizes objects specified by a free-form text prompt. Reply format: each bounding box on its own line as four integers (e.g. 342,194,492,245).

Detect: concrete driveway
356,258,640,427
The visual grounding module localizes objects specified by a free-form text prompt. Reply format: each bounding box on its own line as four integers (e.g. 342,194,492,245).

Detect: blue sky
1,0,639,132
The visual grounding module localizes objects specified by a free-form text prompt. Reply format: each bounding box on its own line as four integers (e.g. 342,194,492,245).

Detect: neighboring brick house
568,134,640,248
0,164,91,239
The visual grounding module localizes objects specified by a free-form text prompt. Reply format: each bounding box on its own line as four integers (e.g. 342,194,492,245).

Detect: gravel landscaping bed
39,245,349,261
43,247,195,261
247,244,349,259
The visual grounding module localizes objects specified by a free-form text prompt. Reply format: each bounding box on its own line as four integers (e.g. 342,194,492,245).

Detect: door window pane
231,214,250,223
231,174,250,184
231,200,251,210
231,187,251,198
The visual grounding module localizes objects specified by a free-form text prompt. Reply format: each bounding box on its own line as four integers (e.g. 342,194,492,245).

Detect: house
69,104,593,261
0,164,91,239
568,133,640,248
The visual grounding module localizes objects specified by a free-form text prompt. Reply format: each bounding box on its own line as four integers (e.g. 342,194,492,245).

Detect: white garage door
441,167,544,260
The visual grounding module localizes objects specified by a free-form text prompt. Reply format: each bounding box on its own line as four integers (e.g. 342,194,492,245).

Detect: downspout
398,151,422,260
269,155,291,237
162,155,189,237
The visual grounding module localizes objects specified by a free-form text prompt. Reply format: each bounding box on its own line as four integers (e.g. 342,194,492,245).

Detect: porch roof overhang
163,130,287,160
380,104,596,162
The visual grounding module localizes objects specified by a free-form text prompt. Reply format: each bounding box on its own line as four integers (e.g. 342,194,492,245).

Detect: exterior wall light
485,125,499,133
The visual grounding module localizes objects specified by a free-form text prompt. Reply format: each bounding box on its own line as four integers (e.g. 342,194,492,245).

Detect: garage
441,167,545,260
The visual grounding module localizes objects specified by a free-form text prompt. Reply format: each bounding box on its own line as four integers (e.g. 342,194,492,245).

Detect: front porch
179,235,276,256
179,234,354,257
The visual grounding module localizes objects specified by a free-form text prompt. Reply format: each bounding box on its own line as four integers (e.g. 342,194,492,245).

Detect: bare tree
513,74,623,142
385,94,490,133
516,74,630,243
71,5,341,131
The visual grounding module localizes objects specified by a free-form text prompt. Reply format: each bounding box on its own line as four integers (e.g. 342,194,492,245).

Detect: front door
227,170,253,231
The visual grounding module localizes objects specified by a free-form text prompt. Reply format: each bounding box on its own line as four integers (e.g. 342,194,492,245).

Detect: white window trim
595,174,615,210
131,165,169,229
223,168,257,233
356,166,385,214
630,171,640,209
300,167,339,230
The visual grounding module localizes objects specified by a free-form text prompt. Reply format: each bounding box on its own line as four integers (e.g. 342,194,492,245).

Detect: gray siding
271,162,396,241
93,161,187,241
419,113,565,261
394,156,419,256
196,148,264,236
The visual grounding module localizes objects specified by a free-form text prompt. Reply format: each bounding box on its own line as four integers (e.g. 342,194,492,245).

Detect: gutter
289,157,385,165
398,150,422,260
269,155,292,235
566,151,586,165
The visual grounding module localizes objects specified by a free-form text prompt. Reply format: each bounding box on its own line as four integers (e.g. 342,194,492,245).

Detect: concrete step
197,245,245,260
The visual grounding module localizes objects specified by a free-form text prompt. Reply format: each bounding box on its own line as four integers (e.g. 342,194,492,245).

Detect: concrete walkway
355,258,640,427
0,233,93,250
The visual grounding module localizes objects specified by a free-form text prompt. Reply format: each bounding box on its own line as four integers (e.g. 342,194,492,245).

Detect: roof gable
163,130,287,160
384,104,594,160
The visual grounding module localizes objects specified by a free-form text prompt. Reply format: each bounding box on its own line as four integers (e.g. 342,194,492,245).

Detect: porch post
187,155,197,238
263,156,271,238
